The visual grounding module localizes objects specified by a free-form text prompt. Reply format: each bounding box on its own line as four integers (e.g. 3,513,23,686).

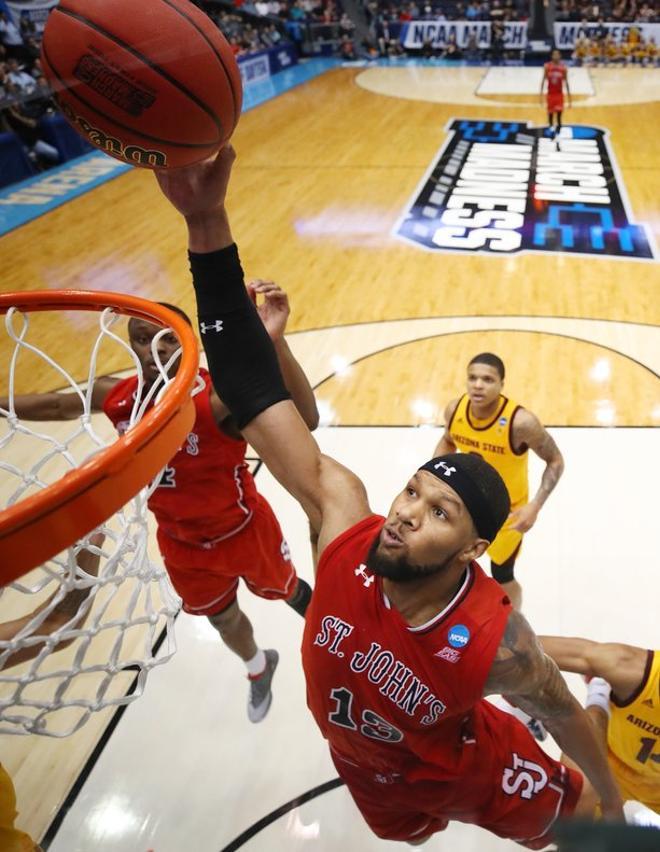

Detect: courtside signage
395,119,655,260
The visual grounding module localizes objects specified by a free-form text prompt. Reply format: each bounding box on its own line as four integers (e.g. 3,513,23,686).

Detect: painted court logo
395,119,655,260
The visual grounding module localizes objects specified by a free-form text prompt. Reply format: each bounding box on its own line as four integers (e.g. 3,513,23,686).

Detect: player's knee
207,600,240,634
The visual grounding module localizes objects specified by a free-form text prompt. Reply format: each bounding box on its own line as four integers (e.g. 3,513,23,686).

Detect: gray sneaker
247,649,279,723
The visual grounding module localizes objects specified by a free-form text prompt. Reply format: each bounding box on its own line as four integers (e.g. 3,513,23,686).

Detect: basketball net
0,302,201,737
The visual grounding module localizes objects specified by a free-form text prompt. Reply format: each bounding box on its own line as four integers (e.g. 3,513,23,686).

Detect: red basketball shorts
156,494,297,616
546,94,564,113
331,706,583,849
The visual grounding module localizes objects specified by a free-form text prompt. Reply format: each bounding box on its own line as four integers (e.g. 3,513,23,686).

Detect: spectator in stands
491,18,505,62
0,61,8,101
465,30,481,60
18,11,36,40
339,32,358,58
444,33,463,58
0,10,24,60
466,2,480,20
2,101,59,169
6,57,35,95
255,0,271,14
339,11,355,34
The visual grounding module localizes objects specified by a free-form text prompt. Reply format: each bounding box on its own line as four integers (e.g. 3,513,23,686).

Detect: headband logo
434,461,456,477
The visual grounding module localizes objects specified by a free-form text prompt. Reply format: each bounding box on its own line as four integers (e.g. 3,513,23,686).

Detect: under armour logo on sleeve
355,564,375,588
434,461,456,477
199,320,224,334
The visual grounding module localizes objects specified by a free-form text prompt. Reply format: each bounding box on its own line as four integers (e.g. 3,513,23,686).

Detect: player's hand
154,145,236,219
507,502,539,533
248,280,290,341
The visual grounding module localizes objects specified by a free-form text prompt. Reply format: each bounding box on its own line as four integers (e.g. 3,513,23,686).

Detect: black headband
417,455,508,542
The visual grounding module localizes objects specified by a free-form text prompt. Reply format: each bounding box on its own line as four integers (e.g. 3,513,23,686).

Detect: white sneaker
624,800,660,829
247,649,279,723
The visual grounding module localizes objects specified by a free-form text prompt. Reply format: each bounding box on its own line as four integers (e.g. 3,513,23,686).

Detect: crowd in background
0,10,59,170
1,0,659,179
555,0,658,21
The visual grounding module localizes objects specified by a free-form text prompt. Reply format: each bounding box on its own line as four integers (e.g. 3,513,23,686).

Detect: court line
39,617,177,850
287,313,660,336
39,456,264,847
219,778,345,852
310,328,660,392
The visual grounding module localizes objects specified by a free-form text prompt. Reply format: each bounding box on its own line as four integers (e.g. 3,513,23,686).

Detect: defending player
432,353,564,609
0,284,318,724
541,48,572,139
154,147,623,846
541,635,660,816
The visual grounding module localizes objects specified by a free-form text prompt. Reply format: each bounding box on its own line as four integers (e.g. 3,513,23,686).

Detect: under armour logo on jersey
434,461,456,477
501,753,548,800
199,319,224,334
354,564,375,588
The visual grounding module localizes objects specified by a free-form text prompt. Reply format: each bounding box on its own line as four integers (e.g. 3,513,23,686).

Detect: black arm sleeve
189,244,290,431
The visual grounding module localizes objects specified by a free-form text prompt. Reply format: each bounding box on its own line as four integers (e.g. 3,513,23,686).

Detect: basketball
40,0,243,169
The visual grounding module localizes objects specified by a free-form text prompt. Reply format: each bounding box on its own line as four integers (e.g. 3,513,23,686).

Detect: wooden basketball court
1,64,658,850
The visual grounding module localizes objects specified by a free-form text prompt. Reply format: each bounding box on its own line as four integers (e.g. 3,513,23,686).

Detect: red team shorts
156,494,297,616
546,94,564,113
331,707,583,850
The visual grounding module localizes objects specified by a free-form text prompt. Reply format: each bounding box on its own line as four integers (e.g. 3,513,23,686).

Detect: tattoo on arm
518,415,564,508
485,611,576,726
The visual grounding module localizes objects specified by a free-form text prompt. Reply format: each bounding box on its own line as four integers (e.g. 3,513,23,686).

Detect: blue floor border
0,58,341,238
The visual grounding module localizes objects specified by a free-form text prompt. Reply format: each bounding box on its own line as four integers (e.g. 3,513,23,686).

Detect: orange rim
0,290,199,585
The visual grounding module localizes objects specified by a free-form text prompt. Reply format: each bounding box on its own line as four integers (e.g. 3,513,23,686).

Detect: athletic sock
246,648,267,679
585,676,612,717
286,578,313,618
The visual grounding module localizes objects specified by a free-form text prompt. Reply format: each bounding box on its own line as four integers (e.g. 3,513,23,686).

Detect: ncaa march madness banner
395,120,655,260
401,21,528,49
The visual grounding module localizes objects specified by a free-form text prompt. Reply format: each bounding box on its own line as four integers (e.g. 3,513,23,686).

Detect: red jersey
301,515,512,782
544,62,566,96
103,368,258,545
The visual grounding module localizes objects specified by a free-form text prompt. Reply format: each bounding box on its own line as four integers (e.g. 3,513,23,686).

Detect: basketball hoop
0,291,200,735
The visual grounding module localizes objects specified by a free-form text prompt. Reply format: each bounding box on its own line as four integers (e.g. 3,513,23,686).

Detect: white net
0,303,198,737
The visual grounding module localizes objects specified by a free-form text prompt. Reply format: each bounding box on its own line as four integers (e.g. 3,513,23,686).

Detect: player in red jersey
154,148,624,846
541,48,572,139
1,284,318,724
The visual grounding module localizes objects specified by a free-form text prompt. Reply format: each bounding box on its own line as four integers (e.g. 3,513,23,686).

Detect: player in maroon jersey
541,48,572,139
154,147,624,846
1,283,318,724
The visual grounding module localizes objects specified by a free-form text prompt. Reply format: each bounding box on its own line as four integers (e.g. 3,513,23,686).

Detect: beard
365,534,459,584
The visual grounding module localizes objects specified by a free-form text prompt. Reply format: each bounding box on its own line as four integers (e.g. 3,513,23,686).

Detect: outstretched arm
539,635,649,703
155,150,370,556
0,376,118,421
484,611,623,820
508,409,564,532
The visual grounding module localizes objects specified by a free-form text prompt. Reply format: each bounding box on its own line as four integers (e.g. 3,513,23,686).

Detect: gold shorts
487,518,523,565
0,764,36,852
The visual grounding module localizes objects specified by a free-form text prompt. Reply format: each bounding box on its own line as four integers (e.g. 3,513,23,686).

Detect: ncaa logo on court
395,119,655,261
448,624,470,648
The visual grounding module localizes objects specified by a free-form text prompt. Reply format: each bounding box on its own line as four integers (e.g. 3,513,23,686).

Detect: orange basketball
41,0,243,169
